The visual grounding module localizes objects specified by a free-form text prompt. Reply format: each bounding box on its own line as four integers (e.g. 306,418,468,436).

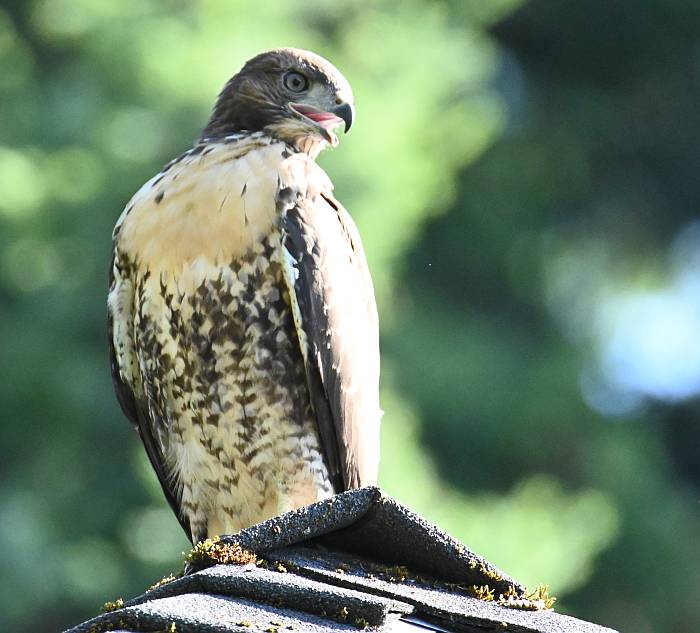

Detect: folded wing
283,192,381,491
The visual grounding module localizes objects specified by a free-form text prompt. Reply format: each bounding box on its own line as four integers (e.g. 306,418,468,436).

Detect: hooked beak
332,101,354,133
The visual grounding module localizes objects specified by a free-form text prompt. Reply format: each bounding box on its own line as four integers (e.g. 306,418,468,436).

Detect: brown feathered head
202,48,355,156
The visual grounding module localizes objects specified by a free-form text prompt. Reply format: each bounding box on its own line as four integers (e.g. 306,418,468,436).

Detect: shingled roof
66,487,617,633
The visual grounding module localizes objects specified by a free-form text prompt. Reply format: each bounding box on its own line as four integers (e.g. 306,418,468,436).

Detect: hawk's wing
108,249,192,539
283,191,381,491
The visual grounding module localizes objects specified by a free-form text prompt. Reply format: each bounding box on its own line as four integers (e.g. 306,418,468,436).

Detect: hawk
108,48,380,544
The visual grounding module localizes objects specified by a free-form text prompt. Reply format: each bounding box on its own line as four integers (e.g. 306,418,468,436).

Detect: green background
1,1,698,631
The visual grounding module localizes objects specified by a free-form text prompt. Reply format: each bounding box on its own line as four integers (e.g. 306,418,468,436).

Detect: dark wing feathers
108,255,193,540
283,192,381,490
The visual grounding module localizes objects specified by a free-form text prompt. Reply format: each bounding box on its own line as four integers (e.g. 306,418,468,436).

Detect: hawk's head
202,48,355,156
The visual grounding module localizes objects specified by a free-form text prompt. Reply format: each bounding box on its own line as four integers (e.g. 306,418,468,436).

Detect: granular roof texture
66,487,618,633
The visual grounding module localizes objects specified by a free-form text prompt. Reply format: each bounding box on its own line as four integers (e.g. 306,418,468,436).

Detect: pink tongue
298,107,342,128
306,111,339,122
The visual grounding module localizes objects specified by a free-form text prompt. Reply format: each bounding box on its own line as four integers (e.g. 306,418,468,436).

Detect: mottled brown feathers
108,49,378,544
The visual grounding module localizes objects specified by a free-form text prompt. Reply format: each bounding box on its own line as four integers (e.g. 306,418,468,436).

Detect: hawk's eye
283,71,309,93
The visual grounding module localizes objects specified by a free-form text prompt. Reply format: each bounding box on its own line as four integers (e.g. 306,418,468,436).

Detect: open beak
289,101,355,145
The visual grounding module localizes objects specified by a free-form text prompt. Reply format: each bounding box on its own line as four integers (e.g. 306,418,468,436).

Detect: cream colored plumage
109,49,380,544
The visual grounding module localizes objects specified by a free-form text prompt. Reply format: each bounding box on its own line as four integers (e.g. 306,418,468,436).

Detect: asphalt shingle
65,487,618,633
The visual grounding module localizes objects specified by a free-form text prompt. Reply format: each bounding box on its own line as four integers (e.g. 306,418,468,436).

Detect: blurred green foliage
0,1,698,632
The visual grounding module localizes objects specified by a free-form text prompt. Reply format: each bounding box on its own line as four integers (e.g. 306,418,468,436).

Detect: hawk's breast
111,135,335,540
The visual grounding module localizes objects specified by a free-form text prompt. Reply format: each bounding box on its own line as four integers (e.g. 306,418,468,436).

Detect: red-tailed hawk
108,48,380,544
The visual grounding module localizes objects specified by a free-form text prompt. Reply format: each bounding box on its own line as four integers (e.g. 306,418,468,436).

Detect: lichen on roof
184,536,258,571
